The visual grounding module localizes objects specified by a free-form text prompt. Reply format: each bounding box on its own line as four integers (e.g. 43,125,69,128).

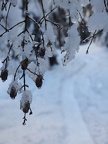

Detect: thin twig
17,30,25,37
14,64,20,81
46,19,60,28
26,29,34,41
0,23,8,31
41,31,45,47
45,6,57,19
6,3,11,29
22,113,27,125
26,68,38,76
9,20,25,31
77,9,83,20
104,0,108,12
40,0,47,29
1,0,8,11
38,6,57,24
23,70,26,91
28,16,40,27
0,20,25,37
82,29,103,43
2,44,13,63
86,30,96,54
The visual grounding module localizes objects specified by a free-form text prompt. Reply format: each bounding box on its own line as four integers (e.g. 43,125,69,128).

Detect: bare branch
0,20,25,37
14,64,20,81
82,29,103,44
86,30,96,54
38,6,57,24
6,3,11,29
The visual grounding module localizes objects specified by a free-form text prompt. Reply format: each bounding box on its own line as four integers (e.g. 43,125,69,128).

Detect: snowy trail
0,43,108,144
60,75,94,144
73,45,108,144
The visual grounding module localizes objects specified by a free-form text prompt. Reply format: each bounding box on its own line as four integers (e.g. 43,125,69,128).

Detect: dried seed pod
35,75,43,88
21,58,29,70
0,69,8,82
23,101,30,113
9,86,17,99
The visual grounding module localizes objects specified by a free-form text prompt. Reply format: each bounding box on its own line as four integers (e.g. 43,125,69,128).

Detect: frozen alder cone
35,75,43,88
21,58,29,70
20,90,32,113
0,69,8,82
9,86,17,99
22,101,30,113
7,81,21,99
20,90,32,125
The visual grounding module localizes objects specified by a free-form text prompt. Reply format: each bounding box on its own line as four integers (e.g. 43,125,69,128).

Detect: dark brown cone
35,75,43,88
21,58,29,70
23,101,30,113
10,86,17,99
0,69,8,82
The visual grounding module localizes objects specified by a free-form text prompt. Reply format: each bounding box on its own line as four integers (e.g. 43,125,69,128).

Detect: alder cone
23,101,30,113
35,75,43,88
21,58,29,70
10,86,17,99
0,69,8,81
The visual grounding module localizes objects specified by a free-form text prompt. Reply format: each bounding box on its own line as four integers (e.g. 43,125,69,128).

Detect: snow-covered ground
0,43,108,144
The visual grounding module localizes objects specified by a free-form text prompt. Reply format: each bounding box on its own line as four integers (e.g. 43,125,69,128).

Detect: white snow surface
0,43,108,144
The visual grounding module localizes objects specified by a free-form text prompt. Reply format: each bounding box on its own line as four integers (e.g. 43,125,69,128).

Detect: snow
0,43,108,144
61,24,80,65
87,12,108,32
